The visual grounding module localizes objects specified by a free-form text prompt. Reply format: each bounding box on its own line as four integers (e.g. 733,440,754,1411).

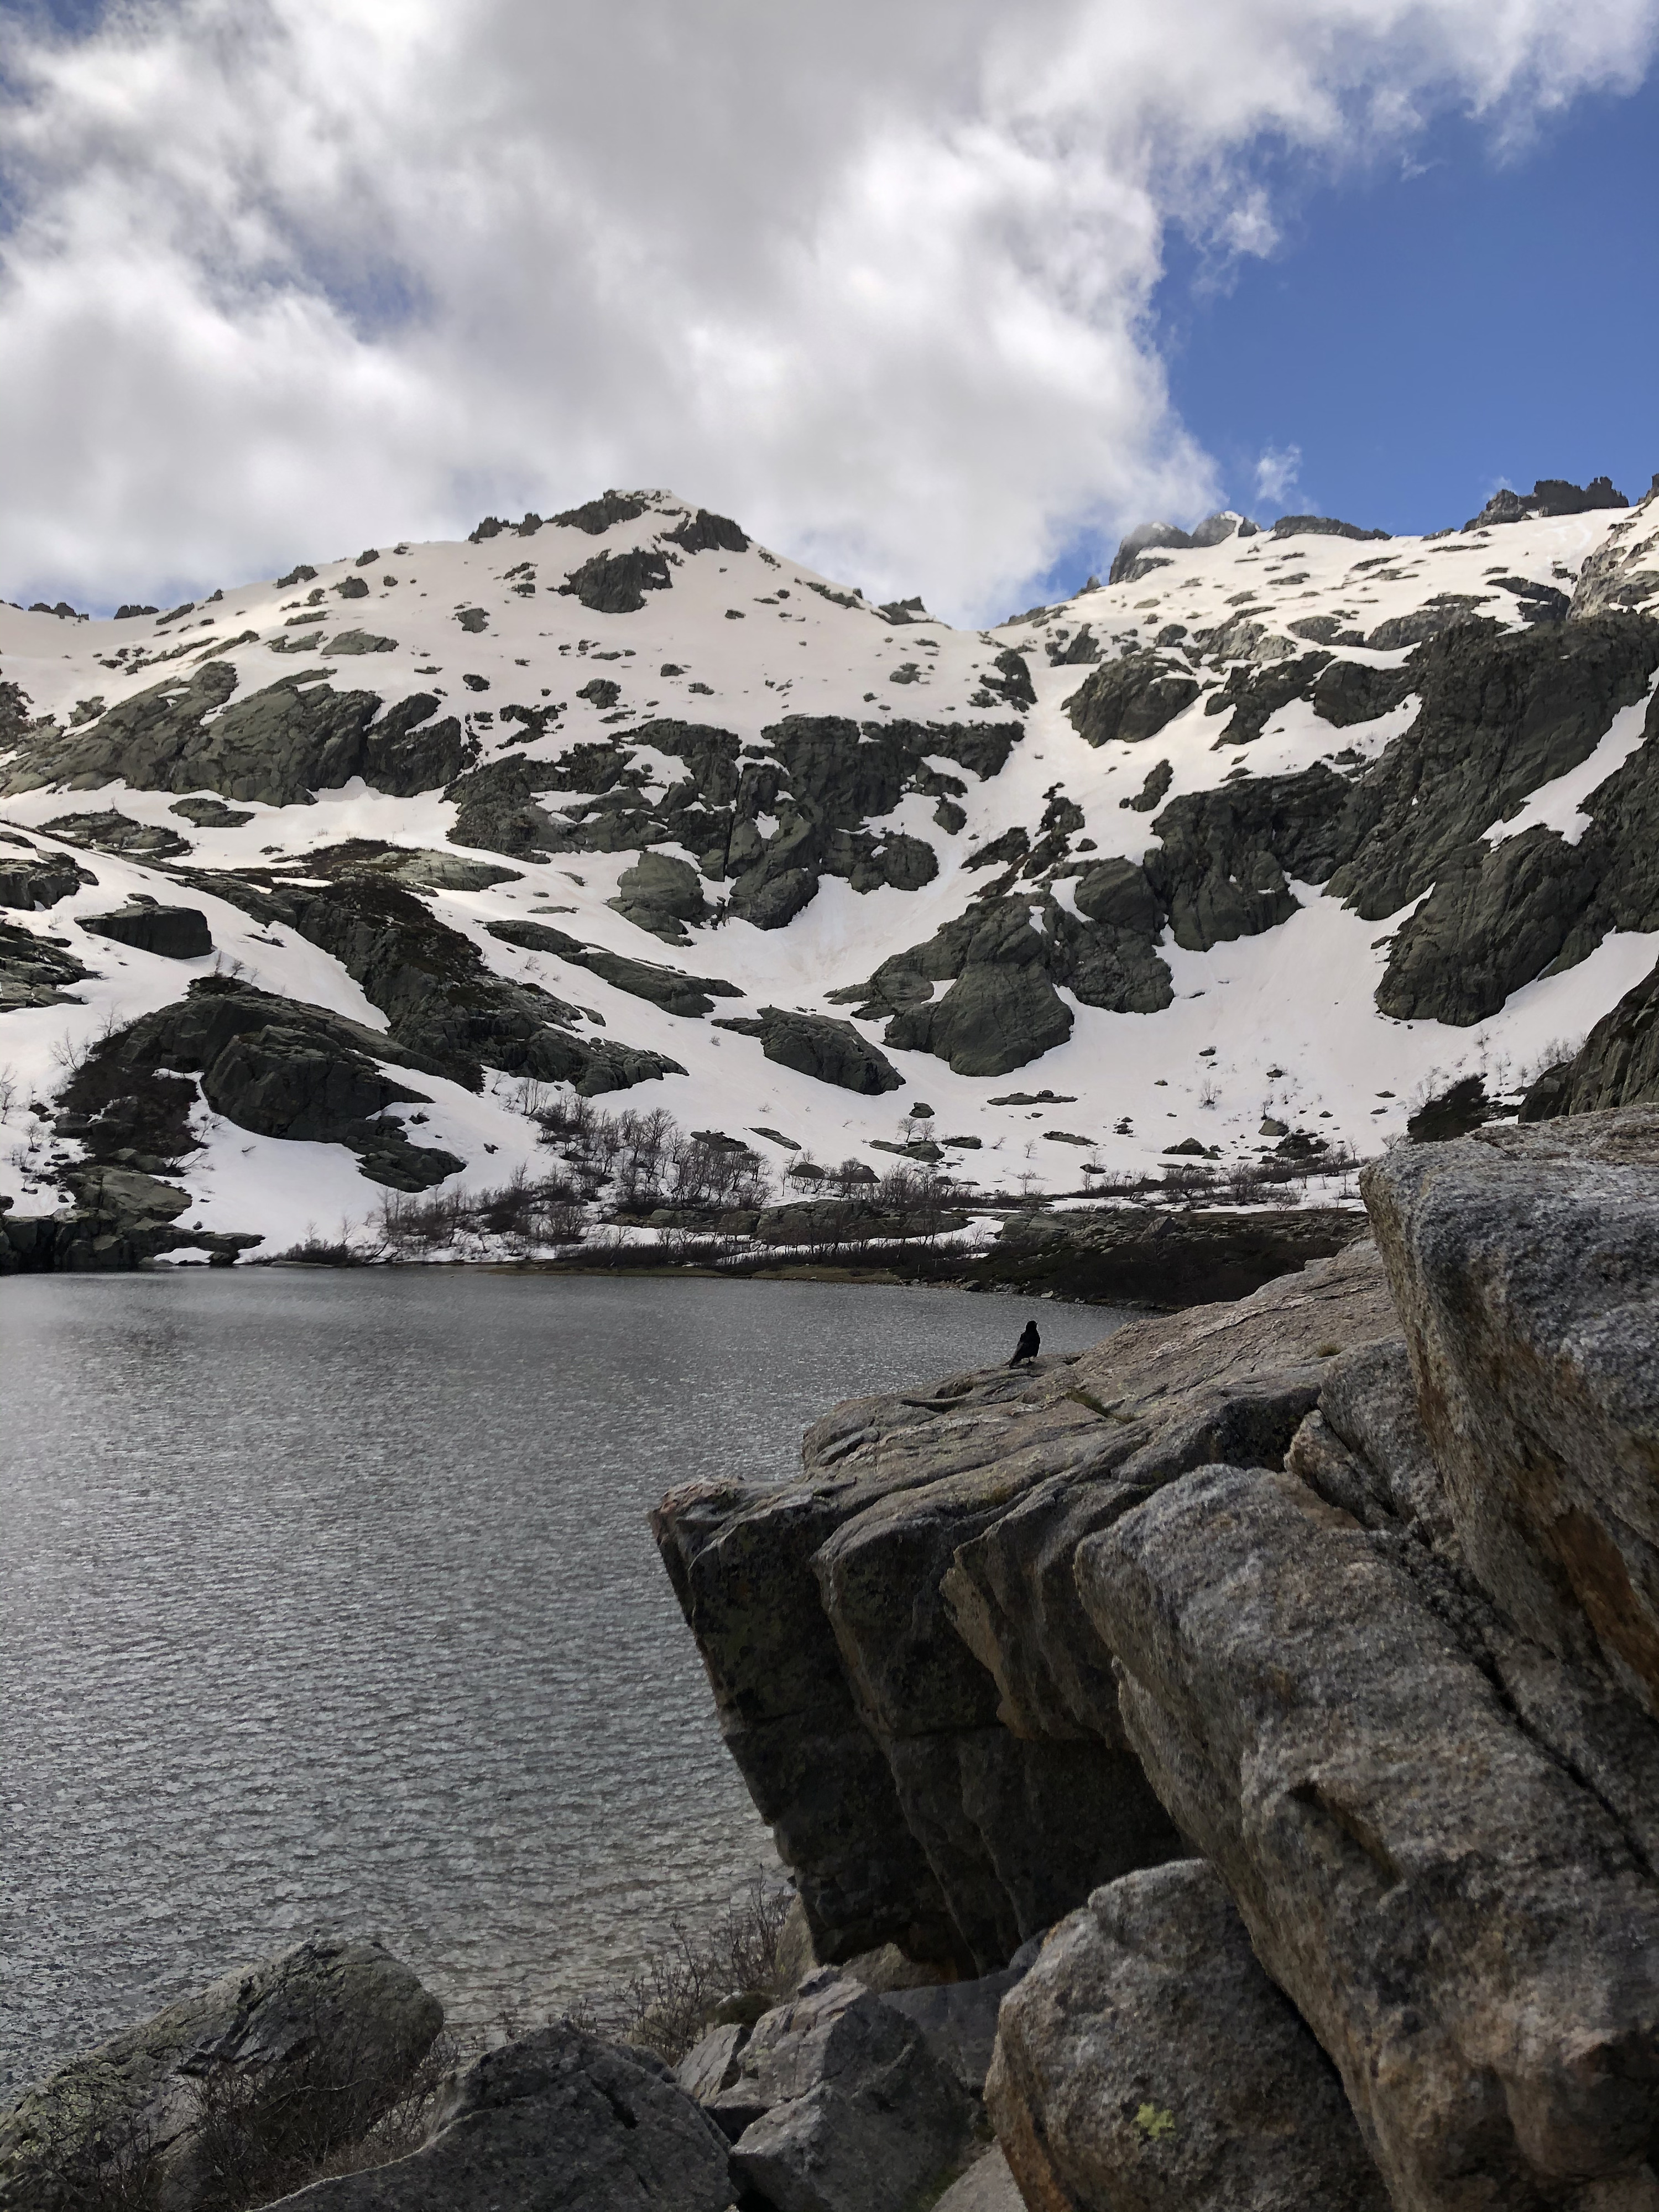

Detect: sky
2,0,1657,626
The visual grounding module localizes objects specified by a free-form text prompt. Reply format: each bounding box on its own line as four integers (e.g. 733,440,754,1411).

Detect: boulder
0,847,92,910
0,917,91,1011
756,1007,902,1094
1063,656,1200,748
559,547,672,613
82,902,213,958
1076,1458,1659,2212
608,851,707,942
654,1242,1395,1975
258,2025,732,2211
987,1863,1390,2212
724,1973,975,2212
0,1937,441,2212
1361,1110,1659,1704
932,2146,1022,2211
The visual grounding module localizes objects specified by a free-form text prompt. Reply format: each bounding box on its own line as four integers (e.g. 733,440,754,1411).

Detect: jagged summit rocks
4,473,1659,1256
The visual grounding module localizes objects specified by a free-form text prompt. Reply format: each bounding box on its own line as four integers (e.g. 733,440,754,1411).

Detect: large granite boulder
82,902,213,958
723,1972,975,2212
1361,1109,1659,1703
0,843,92,910
988,1862,1390,2211
260,2025,731,2211
607,851,708,942
654,1240,1397,1974
0,1937,441,2212
755,1007,902,1094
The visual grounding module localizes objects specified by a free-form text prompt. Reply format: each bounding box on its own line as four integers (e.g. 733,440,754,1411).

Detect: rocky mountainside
3,476,1659,1260
656,1105,1659,2211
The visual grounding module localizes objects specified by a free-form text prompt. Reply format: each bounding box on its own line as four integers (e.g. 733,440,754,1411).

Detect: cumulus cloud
1,0,1655,620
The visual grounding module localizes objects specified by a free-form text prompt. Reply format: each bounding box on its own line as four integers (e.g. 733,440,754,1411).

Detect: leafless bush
564,1877,792,2066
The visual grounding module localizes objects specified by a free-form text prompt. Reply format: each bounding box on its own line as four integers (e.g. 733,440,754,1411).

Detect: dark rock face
42,809,191,858
989,1863,1390,2212
0,846,92,910
485,919,742,1018
961,1204,1362,1307
560,547,673,613
755,1008,903,1093
196,870,684,1097
170,796,253,827
446,757,577,858
1270,513,1390,541
1063,655,1199,747
0,918,91,1010
654,1243,1393,1978
82,903,213,958
608,851,708,942
666,507,749,554
1108,522,1192,586
1202,650,1333,745
79,977,465,1190
1466,474,1628,530
2,662,476,807
883,900,1076,1077
1365,596,1490,650
0,1937,442,2212
1144,766,1351,951
550,488,649,535
260,2025,733,2212
1521,957,1659,1118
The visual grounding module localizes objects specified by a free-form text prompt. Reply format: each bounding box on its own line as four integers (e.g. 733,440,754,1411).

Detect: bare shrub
566,1877,792,2067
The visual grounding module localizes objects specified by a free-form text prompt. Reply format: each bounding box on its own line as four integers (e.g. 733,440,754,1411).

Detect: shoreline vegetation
253,1087,1378,1308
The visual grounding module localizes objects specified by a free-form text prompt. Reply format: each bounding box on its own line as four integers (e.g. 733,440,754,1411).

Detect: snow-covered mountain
3,475,1657,1259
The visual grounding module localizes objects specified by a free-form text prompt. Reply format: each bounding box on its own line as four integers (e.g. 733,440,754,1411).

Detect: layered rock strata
661,1108,1659,2211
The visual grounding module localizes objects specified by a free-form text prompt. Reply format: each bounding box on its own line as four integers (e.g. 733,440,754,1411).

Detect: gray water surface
0,1270,1123,2095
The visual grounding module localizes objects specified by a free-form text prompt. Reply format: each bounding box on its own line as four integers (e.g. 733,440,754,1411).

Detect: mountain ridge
2,477,1657,1261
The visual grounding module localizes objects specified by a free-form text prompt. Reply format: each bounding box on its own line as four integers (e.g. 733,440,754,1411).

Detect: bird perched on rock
1009,1319,1040,1366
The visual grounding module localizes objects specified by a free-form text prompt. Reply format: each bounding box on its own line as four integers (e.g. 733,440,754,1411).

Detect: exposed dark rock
755,1008,902,1093
0,1937,441,2212
1203,651,1333,745
1569,501,1659,620
974,650,1035,712
1144,766,1351,951
333,575,369,600
957,1204,1361,1306
0,918,92,1010
665,507,749,554
989,1863,1390,2212
446,758,578,859
551,489,649,535
1108,523,1192,586
1365,595,1490,650
1064,655,1199,747
560,548,673,613
42,810,191,858
3,662,476,807
1270,513,1390,541
0,848,93,910
1405,1072,1489,1141
82,903,212,958
608,851,708,943
325,629,398,654
1119,758,1172,812
260,2024,732,2212
486,918,741,1017
192,870,683,1097
1521,956,1659,1118
885,902,1074,1077
169,796,254,827
1465,474,1628,530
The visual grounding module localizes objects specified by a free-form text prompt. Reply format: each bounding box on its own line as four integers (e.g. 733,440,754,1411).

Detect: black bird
1009,1319,1040,1366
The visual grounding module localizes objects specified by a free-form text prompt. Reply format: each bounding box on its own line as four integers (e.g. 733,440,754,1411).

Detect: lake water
0,1270,1123,2099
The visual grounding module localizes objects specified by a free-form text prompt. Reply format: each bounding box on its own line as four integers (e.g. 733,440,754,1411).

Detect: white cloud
1,0,1654,622
1255,444,1306,510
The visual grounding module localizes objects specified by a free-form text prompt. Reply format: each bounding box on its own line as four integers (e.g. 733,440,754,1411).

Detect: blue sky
2,3,1656,620
1161,76,1659,538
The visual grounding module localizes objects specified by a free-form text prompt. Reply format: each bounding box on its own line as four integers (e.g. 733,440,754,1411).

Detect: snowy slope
2,484,1656,1254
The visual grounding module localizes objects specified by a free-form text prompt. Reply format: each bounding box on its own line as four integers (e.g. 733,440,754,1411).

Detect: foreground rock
654,1238,1395,1973
988,1862,1389,2211
711,1970,975,2212
260,2026,732,2212
0,1937,441,2212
